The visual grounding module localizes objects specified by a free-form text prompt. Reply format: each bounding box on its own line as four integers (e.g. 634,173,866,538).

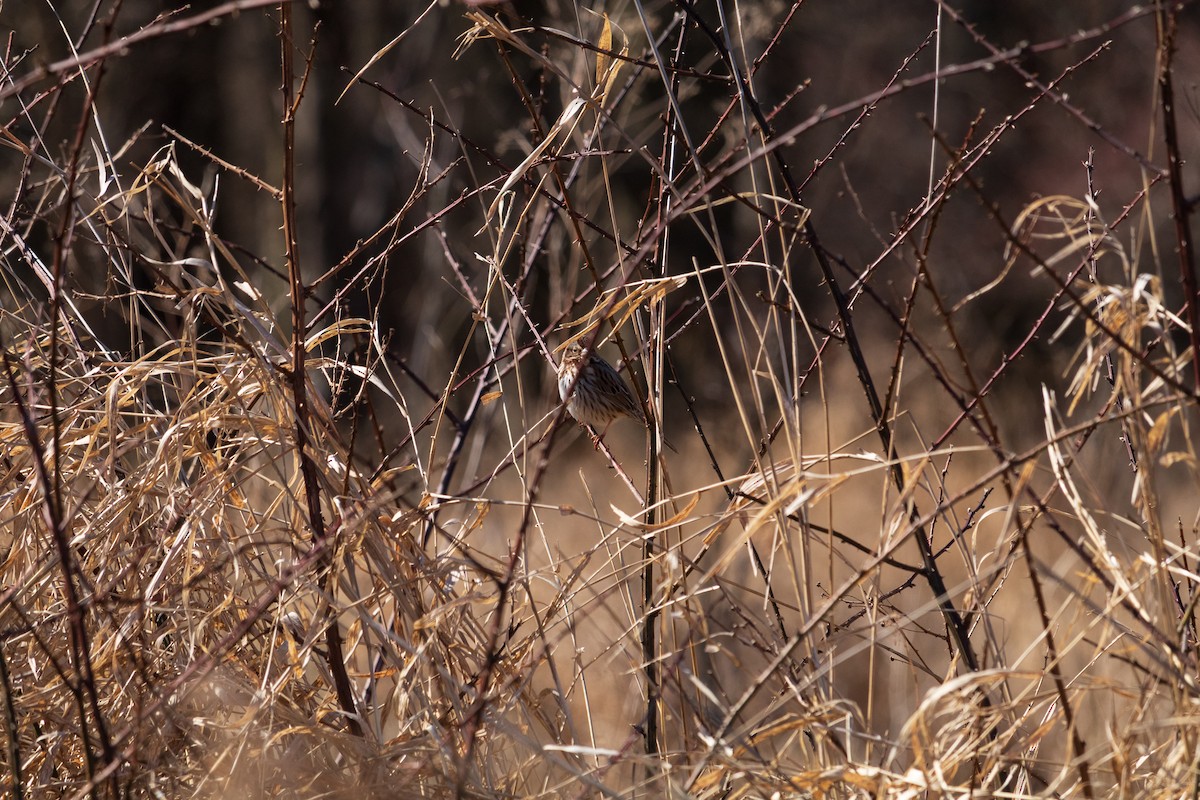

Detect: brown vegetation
2,1,1200,797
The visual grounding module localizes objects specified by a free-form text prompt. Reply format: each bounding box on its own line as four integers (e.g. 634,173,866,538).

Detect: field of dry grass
2,1,1200,797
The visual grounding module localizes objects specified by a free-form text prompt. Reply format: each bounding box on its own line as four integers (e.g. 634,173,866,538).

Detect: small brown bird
557,342,645,445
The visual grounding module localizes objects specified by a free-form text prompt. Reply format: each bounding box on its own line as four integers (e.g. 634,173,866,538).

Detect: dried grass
2,2,1200,798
